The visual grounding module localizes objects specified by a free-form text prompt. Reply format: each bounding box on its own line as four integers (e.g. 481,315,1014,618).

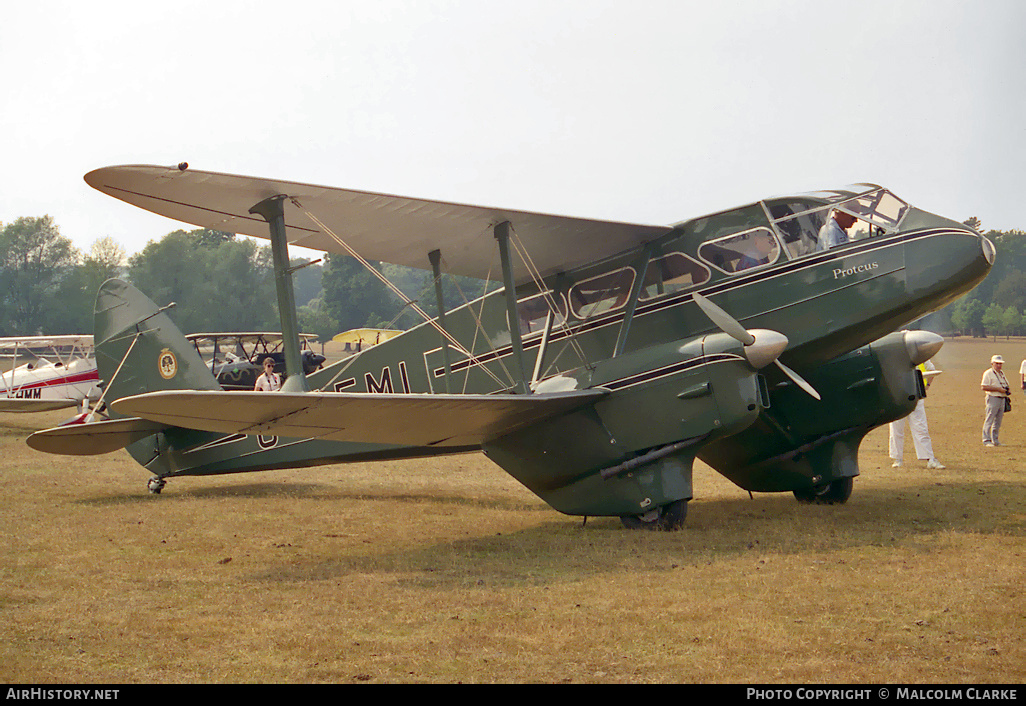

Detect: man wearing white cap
981,354,1010,446
889,358,944,468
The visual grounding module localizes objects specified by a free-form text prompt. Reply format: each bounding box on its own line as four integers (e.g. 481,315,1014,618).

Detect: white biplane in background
0,336,100,413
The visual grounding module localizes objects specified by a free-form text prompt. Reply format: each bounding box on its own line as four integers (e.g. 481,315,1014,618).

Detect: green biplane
28,165,993,530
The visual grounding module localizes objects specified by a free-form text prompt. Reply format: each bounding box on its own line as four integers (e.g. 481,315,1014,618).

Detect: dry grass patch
2,338,1025,683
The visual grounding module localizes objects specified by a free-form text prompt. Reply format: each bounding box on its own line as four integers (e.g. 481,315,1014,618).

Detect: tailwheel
620,499,688,531
147,476,166,495
793,477,852,505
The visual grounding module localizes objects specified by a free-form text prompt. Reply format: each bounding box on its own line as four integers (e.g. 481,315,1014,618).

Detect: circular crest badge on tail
158,348,178,380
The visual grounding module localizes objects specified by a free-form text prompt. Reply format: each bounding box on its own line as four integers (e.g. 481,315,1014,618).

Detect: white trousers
889,399,935,462
982,395,1005,445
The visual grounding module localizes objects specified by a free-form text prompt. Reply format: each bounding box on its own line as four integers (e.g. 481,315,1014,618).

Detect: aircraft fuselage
136,186,991,517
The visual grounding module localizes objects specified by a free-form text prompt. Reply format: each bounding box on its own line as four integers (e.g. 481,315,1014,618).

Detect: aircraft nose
905,226,993,315
903,330,943,365
742,329,789,369
981,235,996,265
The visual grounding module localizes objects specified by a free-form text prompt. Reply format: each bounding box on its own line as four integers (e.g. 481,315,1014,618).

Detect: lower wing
111,389,608,448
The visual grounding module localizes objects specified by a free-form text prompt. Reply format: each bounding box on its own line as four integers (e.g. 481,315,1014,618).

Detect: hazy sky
2,0,1023,258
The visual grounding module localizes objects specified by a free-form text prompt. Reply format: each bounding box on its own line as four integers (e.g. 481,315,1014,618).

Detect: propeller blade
692,292,756,346
692,292,819,400
775,359,821,401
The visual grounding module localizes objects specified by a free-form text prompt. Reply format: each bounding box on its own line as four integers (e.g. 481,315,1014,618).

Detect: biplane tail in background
186,332,325,390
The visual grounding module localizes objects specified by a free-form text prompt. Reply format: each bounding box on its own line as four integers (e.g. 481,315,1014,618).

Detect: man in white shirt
817,210,858,251
981,355,1010,446
889,358,944,469
254,357,282,392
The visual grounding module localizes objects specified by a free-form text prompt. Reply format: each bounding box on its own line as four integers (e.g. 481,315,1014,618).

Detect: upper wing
0,335,93,350
0,398,81,413
84,165,673,284
111,388,607,448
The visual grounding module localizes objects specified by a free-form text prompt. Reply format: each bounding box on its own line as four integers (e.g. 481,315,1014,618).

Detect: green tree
46,236,127,333
0,216,79,334
319,254,399,333
127,230,276,334
297,302,339,352
291,258,324,308
992,269,1026,313
983,302,1004,340
1000,306,1021,338
951,297,984,336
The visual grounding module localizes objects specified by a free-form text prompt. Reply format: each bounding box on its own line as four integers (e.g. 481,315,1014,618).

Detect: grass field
1,337,1024,683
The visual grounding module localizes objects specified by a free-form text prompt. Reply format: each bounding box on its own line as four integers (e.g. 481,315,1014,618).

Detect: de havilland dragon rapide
28,164,993,530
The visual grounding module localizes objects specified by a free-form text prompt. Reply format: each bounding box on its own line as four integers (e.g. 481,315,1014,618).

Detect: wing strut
249,195,309,392
495,221,528,394
428,249,454,393
613,245,655,358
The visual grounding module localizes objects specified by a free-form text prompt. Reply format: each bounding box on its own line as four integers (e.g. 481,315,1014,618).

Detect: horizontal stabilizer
27,417,168,456
112,389,608,447
0,398,81,413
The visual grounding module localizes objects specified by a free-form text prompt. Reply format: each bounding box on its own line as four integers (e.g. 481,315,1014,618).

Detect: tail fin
94,279,221,409
27,280,221,458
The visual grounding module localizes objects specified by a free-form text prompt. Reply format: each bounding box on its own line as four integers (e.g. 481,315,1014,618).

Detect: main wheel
793,477,853,505
620,499,688,531
147,476,166,495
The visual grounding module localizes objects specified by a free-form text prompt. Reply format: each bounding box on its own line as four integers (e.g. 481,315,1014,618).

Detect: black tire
620,499,688,531
793,477,853,505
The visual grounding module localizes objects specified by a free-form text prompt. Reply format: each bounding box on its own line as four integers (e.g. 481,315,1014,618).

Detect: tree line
925,221,1026,339
0,215,491,341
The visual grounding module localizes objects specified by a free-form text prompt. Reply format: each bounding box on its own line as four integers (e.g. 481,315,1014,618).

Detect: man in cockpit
817,210,858,251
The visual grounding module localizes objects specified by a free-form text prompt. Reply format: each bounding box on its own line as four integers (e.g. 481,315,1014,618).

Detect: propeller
692,292,821,401
772,357,822,401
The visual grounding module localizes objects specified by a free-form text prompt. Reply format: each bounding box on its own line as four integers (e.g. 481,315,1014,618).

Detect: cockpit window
569,267,636,319
766,188,907,256
697,228,781,275
769,207,828,257
639,253,710,300
836,190,909,230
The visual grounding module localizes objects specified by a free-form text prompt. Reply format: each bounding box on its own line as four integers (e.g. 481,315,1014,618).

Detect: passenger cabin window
697,228,780,275
640,253,710,300
511,291,567,336
569,267,636,319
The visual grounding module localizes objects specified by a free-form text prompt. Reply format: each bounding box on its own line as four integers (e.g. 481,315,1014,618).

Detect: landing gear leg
147,476,166,495
620,498,689,531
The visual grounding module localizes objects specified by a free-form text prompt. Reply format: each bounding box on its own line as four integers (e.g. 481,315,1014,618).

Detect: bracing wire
292,200,512,391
